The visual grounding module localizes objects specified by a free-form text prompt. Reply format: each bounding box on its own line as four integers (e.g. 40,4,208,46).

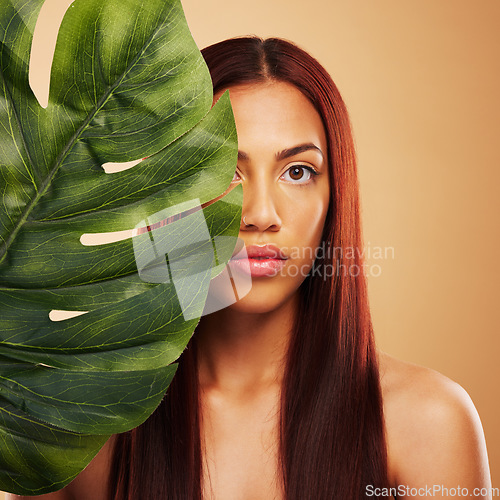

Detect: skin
6,82,491,500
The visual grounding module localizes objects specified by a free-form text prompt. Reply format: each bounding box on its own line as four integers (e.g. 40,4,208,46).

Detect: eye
231,170,241,182
281,165,317,184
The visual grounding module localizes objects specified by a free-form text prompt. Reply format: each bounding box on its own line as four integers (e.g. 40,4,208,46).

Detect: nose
240,179,282,232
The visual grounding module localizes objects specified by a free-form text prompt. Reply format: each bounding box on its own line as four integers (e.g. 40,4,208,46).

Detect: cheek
289,193,329,248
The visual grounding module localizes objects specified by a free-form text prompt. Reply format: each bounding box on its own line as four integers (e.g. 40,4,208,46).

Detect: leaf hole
49,310,88,322
80,229,136,247
102,159,143,174
29,0,75,108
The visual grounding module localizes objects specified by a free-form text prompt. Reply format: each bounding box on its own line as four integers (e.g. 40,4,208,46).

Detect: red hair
109,36,388,499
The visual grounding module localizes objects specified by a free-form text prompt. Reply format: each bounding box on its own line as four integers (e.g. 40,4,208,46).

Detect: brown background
3,0,499,496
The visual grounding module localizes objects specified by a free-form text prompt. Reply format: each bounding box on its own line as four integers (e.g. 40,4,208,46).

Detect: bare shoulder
378,350,491,497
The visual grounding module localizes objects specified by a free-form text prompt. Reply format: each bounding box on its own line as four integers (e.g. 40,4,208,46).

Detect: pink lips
231,244,288,277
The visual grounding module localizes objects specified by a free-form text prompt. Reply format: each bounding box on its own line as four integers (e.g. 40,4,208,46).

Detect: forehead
217,81,327,156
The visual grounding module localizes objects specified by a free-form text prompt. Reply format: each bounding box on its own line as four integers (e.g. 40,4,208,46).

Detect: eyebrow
237,143,324,162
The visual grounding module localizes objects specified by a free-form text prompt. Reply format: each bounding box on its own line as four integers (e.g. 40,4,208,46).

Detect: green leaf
0,0,241,494
0,399,109,495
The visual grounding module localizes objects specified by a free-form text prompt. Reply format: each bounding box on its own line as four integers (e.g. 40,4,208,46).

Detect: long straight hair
109,37,388,499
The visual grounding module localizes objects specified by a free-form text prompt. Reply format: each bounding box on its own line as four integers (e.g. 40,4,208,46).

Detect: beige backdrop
2,0,499,497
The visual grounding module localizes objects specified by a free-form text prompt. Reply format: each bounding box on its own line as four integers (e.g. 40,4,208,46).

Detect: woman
10,37,491,500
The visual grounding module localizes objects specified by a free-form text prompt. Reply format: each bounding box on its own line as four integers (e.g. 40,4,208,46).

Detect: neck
195,294,297,396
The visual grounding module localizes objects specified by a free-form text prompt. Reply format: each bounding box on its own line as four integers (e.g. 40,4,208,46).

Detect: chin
227,280,300,315
227,298,282,315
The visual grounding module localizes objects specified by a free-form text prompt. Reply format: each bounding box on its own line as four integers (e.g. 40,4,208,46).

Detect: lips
231,244,288,277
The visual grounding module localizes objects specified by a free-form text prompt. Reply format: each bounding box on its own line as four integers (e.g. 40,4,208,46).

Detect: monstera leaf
0,0,241,495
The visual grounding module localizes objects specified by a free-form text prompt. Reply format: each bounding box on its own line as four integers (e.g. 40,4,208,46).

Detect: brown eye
289,167,304,180
281,165,317,184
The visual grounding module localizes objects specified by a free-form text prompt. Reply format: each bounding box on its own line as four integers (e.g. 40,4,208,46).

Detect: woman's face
218,81,330,314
